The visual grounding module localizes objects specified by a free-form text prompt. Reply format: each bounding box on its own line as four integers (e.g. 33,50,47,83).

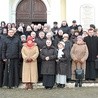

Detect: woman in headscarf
22,36,39,90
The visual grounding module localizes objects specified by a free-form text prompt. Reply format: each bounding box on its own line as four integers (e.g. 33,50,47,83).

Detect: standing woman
62,34,72,82
56,41,69,88
40,40,57,89
22,36,39,90
71,36,88,87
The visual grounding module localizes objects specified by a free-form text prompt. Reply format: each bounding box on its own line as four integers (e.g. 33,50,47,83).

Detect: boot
61,84,65,88
25,83,29,90
79,79,82,87
56,83,60,88
28,83,33,90
75,80,79,87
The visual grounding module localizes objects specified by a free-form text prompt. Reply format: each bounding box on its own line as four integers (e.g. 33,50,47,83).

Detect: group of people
0,20,98,90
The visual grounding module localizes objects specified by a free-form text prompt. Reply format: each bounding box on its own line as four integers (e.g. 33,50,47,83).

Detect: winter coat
71,42,88,79
53,35,63,48
60,26,71,35
56,49,69,75
0,36,3,60
40,46,57,75
84,36,98,61
2,35,22,59
35,37,46,50
64,40,73,78
22,44,39,83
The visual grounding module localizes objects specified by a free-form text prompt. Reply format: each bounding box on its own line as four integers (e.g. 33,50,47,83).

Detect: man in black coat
60,20,71,36
51,22,59,38
70,20,78,30
84,29,98,81
2,29,22,88
0,35,4,87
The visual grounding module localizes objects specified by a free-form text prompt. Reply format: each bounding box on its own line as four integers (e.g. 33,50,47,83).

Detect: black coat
24,31,31,38
2,35,21,87
70,25,78,30
56,49,69,75
64,40,72,78
0,36,3,60
53,35,63,48
84,36,98,61
60,26,71,35
35,37,46,50
40,46,57,75
0,36,4,87
2,35,22,59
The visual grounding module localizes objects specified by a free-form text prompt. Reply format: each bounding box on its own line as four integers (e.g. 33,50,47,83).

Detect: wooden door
16,0,47,26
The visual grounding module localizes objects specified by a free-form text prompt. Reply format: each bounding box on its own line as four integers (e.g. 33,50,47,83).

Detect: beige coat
71,43,88,80
22,44,39,83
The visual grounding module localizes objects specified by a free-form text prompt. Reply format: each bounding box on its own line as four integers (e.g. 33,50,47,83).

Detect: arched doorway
16,0,47,26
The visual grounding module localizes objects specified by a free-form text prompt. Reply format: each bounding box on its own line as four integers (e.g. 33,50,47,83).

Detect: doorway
16,0,47,26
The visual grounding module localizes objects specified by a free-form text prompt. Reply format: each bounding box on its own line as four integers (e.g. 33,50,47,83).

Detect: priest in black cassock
84,29,98,81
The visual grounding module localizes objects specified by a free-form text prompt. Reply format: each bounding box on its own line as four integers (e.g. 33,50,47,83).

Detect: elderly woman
40,40,57,89
71,36,88,87
21,36,39,90
56,41,69,88
62,34,72,82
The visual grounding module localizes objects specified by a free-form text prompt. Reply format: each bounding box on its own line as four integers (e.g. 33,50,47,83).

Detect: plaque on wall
80,4,95,30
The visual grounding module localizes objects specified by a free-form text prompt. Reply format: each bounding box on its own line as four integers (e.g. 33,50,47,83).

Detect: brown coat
22,44,39,83
71,43,88,79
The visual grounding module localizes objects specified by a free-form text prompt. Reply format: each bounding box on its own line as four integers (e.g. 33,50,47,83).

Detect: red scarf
27,42,34,47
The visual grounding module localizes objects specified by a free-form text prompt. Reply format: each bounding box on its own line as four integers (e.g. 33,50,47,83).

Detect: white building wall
66,0,98,28
1,0,98,29
0,0,9,23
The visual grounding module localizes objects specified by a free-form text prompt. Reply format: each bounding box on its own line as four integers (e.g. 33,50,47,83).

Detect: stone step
18,83,98,89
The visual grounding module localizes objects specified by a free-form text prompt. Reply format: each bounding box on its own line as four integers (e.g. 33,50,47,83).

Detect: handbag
75,65,84,79
95,59,98,69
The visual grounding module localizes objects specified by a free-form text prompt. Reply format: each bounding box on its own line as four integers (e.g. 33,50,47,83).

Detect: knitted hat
59,41,65,46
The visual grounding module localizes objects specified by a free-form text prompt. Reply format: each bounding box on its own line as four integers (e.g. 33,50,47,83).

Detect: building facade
0,0,98,29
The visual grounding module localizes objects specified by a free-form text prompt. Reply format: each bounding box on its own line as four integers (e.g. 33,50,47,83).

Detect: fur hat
77,35,83,40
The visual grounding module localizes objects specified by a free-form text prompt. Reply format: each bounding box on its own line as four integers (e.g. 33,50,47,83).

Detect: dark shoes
57,84,65,88
25,83,33,90
75,80,82,87
79,80,82,87
60,84,65,88
45,86,53,89
75,82,78,87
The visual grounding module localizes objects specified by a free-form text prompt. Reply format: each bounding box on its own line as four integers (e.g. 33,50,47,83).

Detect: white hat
63,34,69,38
59,41,65,46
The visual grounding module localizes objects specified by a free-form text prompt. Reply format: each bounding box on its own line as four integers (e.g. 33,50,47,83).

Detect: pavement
0,83,98,98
